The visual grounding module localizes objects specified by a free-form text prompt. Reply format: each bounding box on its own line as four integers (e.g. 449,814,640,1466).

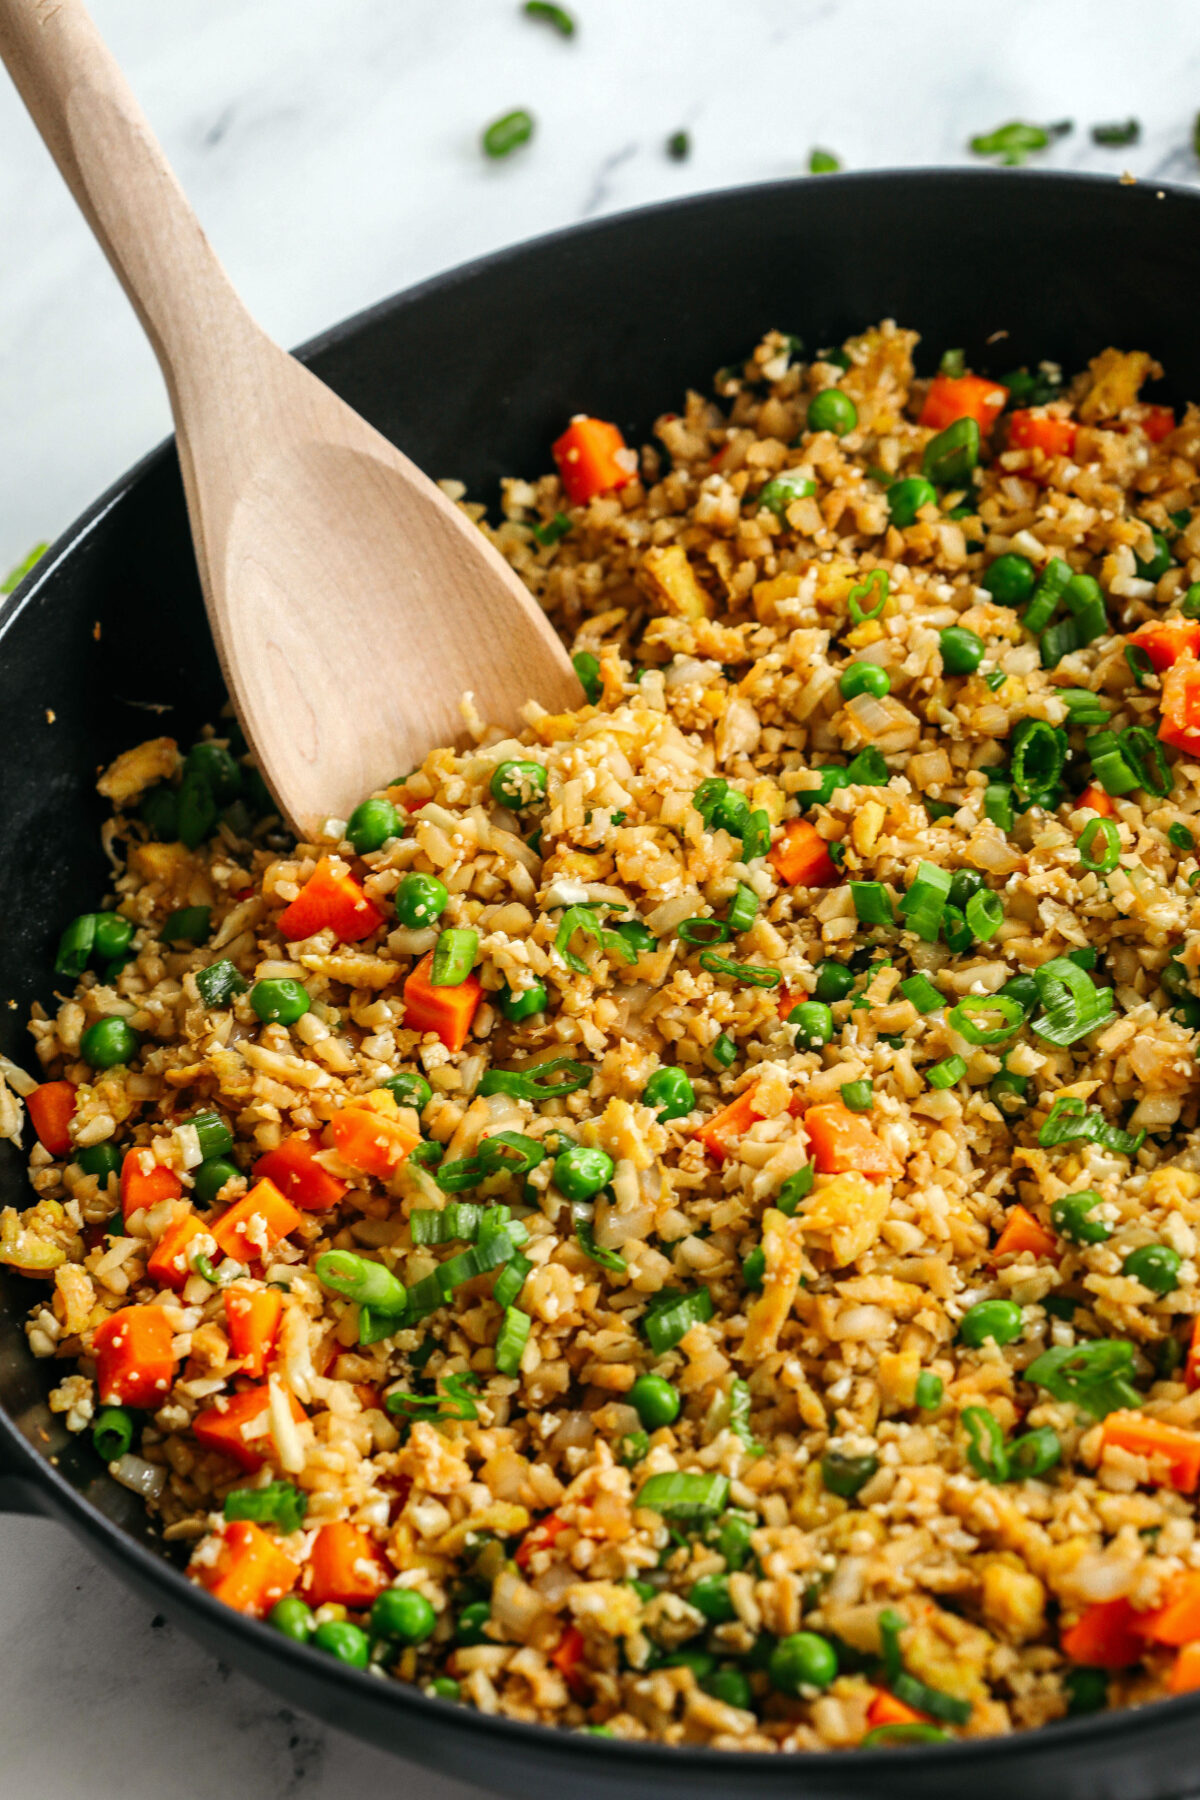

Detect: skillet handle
0,0,255,392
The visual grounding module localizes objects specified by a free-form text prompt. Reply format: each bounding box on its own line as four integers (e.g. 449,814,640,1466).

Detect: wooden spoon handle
0,0,254,396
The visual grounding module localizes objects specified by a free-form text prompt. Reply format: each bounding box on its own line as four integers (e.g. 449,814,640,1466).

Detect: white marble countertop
3,1,1200,1793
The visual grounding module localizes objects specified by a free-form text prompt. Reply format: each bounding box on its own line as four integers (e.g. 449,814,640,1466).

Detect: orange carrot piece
327,1106,420,1180
276,856,386,944
26,1081,76,1157
224,1286,284,1379
403,951,483,1053
1007,409,1078,456
694,1085,767,1161
1132,1571,1200,1647
1130,618,1200,673
1159,654,1200,756
1100,1411,1200,1494
1077,783,1115,818
992,1203,1058,1263
1142,405,1176,444
866,1689,931,1728
193,1381,305,1472
804,1102,897,1176
1187,1318,1200,1393
1061,1598,1143,1669
920,373,1009,431
550,1622,588,1697
254,1133,347,1212
120,1148,183,1220
211,1177,302,1264
1171,1641,1200,1694
303,1521,390,1607
200,1519,299,1617
769,818,839,887
147,1208,208,1291
92,1305,177,1408
552,416,634,505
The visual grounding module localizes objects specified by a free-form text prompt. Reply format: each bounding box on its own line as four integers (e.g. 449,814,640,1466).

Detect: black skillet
1,169,1198,1799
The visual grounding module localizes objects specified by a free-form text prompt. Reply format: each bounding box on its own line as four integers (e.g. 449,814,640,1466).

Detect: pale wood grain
0,0,580,832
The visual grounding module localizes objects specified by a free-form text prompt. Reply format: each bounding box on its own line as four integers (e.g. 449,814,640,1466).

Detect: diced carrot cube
1142,405,1175,444
992,1203,1058,1262
120,1148,183,1220
1100,1411,1200,1494
276,857,386,944
147,1207,209,1291
693,1085,767,1161
552,417,634,505
303,1520,390,1607
326,1105,420,1180
1129,618,1200,673
550,1622,588,1697
254,1134,347,1212
1007,409,1078,456
920,373,1009,431
1061,1598,1143,1669
804,1102,898,1176
193,1381,305,1473
224,1286,284,1379
1077,782,1115,817
403,951,483,1053
866,1689,931,1728
1131,1571,1200,1647
1171,1641,1200,1694
1160,654,1200,756
769,818,839,887
92,1305,177,1408
211,1178,302,1264
199,1519,299,1617
26,1081,76,1157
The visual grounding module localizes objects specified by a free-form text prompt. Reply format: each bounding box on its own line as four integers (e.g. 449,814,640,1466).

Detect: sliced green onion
479,1057,592,1100
195,959,249,1009
850,881,895,927
224,1480,308,1533
575,1218,626,1273
1120,724,1172,798
1011,719,1066,801
431,929,479,987
1169,821,1196,853
1087,728,1140,796
897,861,951,942
797,766,850,809
726,884,759,933
847,569,889,626
941,903,971,953
927,1055,967,1089
493,1252,532,1309
1038,1094,1144,1156
1030,957,1113,1046
1078,817,1120,874
523,2,575,36
1125,643,1154,687
1008,1425,1061,1479
962,1405,1010,1482
710,1032,737,1069
535,512,573,549
162,905,212,945
315,1250,407,1314
776,1164,815,1215
698,949,781,988
984,777,1014,832
554,906,636,975
387,1371,482,1422
636,1471,730,1522
1056,688,1110,725
728,1377,762,1453
965,888,1004,941
948,994,1024,1045
572,649,601,701
840,1079,873,1112
677,915,730,946
899,973,942,1012
1023,557,1073,634
410,1204,483,1246
923,416,980,486
643,1287,714,1354
740,809,772,862
92,1406,134,1462
494,1306,532,1375
693,777,750,835
1025,1339,1140,1418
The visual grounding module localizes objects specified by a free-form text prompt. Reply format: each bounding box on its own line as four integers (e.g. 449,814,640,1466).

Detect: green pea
428,1676,462,1702
982,553,1036,606
370,1587,436,1644
630,1373,681,1430
642,1066,695,1120
193,1157,239,1207
269,1595,317,1643
347,797,401,854
688,1574,736,1623
788,1000,833,1047
1050,1190,1111,1245
813,959,854,1003
186,741,242,803
1135,530,1172,582
501,981,548,1021
177,767,219,849
80,1016,139,1070
742,1246,766,1290
769,1630,838,1695
490,760,547,809
939,625,985,676
914,1371,943,1410
839,662,890,700
382,1071,433,1113
312,1620,370,1667
701,1667,753,1709
139,785,180,841
1123,1243,1182,1295
393,871,450,929
960,1297,1024,1347
1065,1665,1108,1716
93,914,135,961
250,979,311,1026
807,388,858,436
76,1142,121,1183
821,1448,878,1497
887,476,937,527
456,1600,491,1645
553,1143,614,1202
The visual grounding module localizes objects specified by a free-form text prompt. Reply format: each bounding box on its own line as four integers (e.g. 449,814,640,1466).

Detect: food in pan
7,322,1200,1749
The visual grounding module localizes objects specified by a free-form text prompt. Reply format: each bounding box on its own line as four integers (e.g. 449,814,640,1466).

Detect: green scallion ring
948,994,1025,1046
1077,817,1120,875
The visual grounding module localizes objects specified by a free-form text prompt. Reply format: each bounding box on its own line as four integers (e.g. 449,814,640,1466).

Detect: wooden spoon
0,0,580,832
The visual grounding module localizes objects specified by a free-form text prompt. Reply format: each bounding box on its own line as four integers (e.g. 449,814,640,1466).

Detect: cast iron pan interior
1,170,1199,1797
